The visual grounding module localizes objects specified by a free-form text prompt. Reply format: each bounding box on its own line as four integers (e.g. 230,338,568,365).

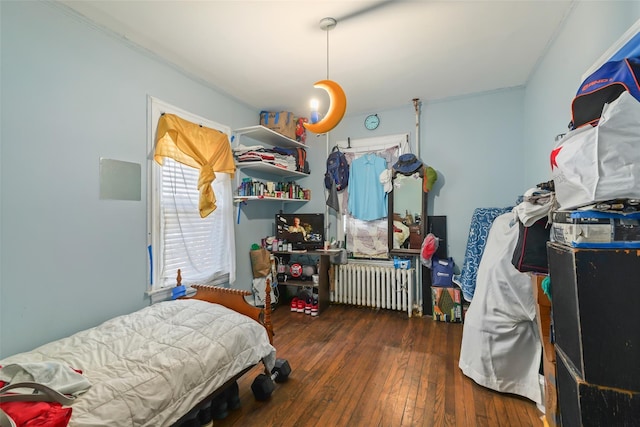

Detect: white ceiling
60,0,575,118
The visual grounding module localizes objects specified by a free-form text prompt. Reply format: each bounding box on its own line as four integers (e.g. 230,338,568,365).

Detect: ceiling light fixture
303,17,347,134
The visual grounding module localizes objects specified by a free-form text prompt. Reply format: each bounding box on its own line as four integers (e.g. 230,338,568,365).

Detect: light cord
326,27,330,80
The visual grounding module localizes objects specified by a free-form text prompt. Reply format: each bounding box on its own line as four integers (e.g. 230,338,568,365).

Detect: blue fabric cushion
454,207,513,301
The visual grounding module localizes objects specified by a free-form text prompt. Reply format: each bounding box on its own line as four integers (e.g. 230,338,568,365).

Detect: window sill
145,286,197,304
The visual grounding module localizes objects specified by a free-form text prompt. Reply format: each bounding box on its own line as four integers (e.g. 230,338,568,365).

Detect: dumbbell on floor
251,359,291,401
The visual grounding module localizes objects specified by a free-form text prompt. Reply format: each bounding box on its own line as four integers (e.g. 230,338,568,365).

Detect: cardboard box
259,111,296,140
431,286,462,322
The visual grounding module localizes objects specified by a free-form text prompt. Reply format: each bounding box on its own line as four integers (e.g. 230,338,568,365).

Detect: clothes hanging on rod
335,133,409,155
342,145,398,170
335,144,401,216
347,152,388,221
331,134,408,258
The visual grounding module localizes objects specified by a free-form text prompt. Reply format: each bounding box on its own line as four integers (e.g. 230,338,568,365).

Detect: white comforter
0,299,276,426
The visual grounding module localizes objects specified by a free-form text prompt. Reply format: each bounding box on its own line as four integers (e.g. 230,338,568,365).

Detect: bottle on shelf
235,178,310,200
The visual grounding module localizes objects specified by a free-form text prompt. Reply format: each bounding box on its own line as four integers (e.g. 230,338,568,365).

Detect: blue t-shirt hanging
347,153,387,220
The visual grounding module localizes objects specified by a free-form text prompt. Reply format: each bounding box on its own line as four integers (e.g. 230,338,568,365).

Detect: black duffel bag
511,217,550,274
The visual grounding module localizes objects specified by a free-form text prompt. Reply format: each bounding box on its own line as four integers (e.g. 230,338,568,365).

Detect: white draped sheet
458,212,543,405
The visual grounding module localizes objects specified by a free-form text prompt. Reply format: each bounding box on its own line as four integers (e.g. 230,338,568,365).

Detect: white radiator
331,262,414,317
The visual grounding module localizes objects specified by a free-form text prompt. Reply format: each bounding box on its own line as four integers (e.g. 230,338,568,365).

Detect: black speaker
428,215,448,260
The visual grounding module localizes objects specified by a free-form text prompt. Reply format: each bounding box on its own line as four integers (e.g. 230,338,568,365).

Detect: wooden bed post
264,277,274,344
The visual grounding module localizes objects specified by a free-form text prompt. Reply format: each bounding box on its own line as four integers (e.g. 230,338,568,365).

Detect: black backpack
324,146,349,191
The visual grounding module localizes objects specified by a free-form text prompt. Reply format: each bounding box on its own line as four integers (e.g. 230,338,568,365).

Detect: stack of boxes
546,207,640,424
546,241,640,425
430,257,462,323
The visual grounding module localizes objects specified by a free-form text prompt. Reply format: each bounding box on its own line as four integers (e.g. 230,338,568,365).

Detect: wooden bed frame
171,271,277,425
0,270,278,427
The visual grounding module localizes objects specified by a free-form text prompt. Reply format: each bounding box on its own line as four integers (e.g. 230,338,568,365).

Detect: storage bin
259,111,296,140
431,286,462,322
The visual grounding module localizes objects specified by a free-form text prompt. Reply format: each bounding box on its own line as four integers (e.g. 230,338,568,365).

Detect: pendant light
303,17,347,134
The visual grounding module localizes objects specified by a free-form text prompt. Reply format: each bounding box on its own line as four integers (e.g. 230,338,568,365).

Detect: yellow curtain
154,113,235,218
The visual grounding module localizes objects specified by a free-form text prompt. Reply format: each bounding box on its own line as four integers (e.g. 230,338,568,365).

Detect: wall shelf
234,125,306,149
233,125,311,208
233,195,308,204
235,161,309,177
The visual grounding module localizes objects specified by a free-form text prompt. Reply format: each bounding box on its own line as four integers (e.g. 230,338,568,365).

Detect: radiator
331,262,414,317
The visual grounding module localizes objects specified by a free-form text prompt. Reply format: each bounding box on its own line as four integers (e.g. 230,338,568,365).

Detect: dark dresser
546,243,640,426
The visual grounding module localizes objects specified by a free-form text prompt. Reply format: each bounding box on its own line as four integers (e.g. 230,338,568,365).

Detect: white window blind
159,160,233,287
148,97,235,290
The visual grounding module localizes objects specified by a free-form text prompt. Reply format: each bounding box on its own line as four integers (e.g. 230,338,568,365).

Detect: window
148,97,235,291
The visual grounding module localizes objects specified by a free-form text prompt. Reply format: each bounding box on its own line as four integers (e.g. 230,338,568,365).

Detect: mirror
388,171,427,255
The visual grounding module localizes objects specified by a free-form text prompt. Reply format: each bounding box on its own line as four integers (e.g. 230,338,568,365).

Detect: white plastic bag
551,91,640,210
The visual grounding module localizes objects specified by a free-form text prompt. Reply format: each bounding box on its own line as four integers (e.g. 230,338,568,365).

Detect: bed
0,283,277,427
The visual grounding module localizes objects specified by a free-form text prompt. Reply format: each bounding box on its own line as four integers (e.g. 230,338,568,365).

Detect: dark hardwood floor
215,303,544,427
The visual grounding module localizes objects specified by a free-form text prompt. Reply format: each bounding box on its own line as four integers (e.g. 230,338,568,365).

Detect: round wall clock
364,114,380,130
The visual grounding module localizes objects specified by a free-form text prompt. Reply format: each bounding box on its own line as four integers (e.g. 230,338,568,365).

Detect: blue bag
570,57,640,130
431,257,455,287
